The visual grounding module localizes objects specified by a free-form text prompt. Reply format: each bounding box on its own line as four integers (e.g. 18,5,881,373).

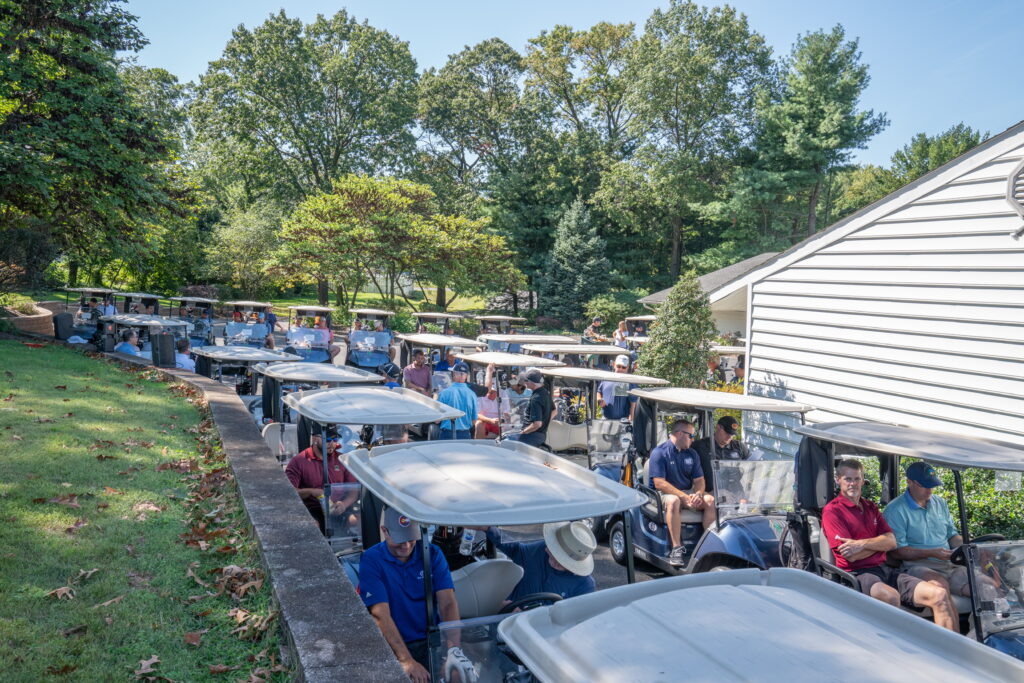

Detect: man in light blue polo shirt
358,508,468,682
436,362,477,439
884,462,999,603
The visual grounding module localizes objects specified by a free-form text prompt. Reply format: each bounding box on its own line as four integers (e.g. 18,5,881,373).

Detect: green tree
756,25,887,236
204,200,284,298
637,271,715,387
540,198,609,324
889,123,985,184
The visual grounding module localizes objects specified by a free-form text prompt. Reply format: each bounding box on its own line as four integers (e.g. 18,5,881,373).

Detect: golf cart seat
546,420,588,452
637,463,705,524
261,423,299,462
450,559,524,619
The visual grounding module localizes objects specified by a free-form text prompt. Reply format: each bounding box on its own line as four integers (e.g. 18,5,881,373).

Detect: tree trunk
317,278,328,306
806,177,823,236
334,284,345,307
67,261,79,287
670,216,682,280
435,285,446,309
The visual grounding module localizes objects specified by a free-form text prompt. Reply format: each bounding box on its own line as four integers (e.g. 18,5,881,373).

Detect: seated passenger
402,350,432,396
649,419,716,564
822,458,956,630
476,521,597,603
693,416,750,461
883,462,1002,608
174,338,196,372
474,386,509,438
597,354,637,421
433,349,459,373
113,329,142,356
284,428,358,534
378,362,402,389
101,298,116,317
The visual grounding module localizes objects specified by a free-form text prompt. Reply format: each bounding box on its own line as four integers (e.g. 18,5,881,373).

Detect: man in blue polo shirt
436,362,477,439
481,522,597,604
598,355,638,421
649,419,716,564
358,508,469,682
883,462,1001,606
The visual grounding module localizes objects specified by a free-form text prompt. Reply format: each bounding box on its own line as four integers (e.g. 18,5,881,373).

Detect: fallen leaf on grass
134,655,160,676
32,497,47,504
104,616,113,625
89,440,115,451
2,393,13,402
95,453,117,461
47,586,75,600
54,385,67,390
92,594,124,609
61,624,87,638
186,563,210,588
103,486,124,495
125,544,135,556
96,502,109,510
35,417,55,423
45,664,76,676
118,467,141,476
207,664,237,674
77,568,99,582
48,494,80,509
62,412,74,418
183,629,207,646
64,519,88,534
127,571,152,588
11,434,22,441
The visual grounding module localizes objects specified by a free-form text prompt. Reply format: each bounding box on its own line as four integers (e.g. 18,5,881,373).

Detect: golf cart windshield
286,327,330,350
348,330,391,367
325,482,363,555
970,540,1024,637
713,460,796,519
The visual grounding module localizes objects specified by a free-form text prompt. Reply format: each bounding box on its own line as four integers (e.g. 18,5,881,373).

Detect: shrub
637,271,715,387
583,288,650,333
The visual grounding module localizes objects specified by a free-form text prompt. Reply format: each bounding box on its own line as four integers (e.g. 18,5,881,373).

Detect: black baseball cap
718,416,739,435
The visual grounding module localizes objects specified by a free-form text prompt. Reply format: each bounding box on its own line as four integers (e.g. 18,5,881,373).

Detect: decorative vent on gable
1009,158,1024,239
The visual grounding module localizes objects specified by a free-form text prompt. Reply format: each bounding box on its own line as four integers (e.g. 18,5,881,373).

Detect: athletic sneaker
668,546,686,565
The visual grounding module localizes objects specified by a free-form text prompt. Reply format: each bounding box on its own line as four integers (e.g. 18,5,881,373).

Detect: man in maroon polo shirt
821,458,956,630
285,428,359,534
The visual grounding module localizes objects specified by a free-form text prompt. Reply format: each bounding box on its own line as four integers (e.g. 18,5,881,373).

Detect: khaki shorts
663,492,708,509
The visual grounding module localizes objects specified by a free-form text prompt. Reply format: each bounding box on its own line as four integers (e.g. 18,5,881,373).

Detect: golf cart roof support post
953,469,984,641
421,524,436,632
586,381,594,470
623,506,637,584
320,421,331,537
492,373,504,440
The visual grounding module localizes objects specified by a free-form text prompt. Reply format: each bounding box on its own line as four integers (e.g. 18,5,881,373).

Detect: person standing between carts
436,362,477,439
598,354,637,421
509,368,552,448
649,419,716,564
359,508,471,683
582,316,603,341
174,338,196,372
821,458,957,629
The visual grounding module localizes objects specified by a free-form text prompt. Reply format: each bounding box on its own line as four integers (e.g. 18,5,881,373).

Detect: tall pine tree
637,271,715,387
540,198,610,325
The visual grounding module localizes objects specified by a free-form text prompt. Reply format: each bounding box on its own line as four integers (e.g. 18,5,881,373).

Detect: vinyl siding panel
745,127,1024,457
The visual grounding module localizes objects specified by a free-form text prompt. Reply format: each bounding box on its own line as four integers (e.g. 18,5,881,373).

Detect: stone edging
104,352,406,682
5,302,54,335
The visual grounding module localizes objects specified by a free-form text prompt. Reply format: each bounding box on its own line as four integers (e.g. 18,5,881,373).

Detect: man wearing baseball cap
435,361,477,439
508,367,552,447
693,415,750,462
597,354,638,421
284,426,358,534
359,508,468,682
883,462,1000,608
582,316,604,341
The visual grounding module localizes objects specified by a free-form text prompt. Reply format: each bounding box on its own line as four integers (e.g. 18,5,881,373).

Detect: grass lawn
0,341,287,681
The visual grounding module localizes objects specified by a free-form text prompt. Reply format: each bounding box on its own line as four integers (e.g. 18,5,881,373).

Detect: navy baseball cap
906,462,942,488
378,362,401,379
452,361,470,374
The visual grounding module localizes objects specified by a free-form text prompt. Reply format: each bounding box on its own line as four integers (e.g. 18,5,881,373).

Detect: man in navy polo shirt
480,521,597,603
649,419,716,564
359,508,468,682
822,458,956,630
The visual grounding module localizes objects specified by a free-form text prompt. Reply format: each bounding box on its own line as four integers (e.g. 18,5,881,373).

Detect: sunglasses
676,430,696,438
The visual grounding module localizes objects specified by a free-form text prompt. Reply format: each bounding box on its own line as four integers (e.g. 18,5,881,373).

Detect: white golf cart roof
396,333,482,348
287,305,332,313
412,311,463,319
795,421,1024,472
474,315,527,322
539,367,669,386
499,568,1024,682
224,300,273,308
625,335,648,344
65,287,117,294
712,344,746,355
455,351,565,368
349,308,395,316
520,344,627,356
114,291,162,300
284,386,463,425
629,387,815,413
192,346,301,362
168,296,218,304
253,362,383,384
100,314,188,328
477,334,577,344
344,440,646,526
625,314,658,322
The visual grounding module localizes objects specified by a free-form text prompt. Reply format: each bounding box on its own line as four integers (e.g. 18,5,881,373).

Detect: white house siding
744,131,1024,459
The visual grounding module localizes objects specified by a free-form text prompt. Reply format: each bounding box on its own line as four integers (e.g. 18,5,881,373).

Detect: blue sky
127,0,1021,166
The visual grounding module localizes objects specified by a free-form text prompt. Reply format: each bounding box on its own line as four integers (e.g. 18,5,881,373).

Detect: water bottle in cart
459,528,476,556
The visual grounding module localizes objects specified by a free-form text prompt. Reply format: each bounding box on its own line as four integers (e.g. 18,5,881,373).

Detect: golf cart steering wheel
950,534,1006,566
497,592,562,614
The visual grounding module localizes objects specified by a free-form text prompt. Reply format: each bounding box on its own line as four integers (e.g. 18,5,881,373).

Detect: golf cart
498,567,1024,682
476,334,575,354
63,287,117,331
169,296,218,347
251,361,383,430
712,344,746,383
283,305,334,363
395,332,483,372
111,291,163,315
453,351,565,439
473,315,526,335
608,386,813,575
222,301,274,347
347,308,395,371
282,385,465,553
191,345,300,391
101,312,189,364
790,421,1024,660
412,312,464,335
624,314,656,337
341,438,646,682
520,343,626,371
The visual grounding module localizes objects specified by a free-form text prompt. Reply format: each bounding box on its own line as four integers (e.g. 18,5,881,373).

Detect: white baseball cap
614,355,631,368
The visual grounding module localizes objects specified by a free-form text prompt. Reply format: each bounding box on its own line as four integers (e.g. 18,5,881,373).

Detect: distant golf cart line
412,311,464,335
610,386,814,576
454,351,565,368
112,291,163,314
520,344,625,356
192,345,300,383
473,315,526,335
499,568,1024,682
252,361,384,426
793,421,1024,661
342,438,646,681
477,334,577,354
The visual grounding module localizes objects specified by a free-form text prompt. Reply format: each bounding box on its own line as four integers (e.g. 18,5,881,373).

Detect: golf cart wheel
609,520,628,566
704,556,750,573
